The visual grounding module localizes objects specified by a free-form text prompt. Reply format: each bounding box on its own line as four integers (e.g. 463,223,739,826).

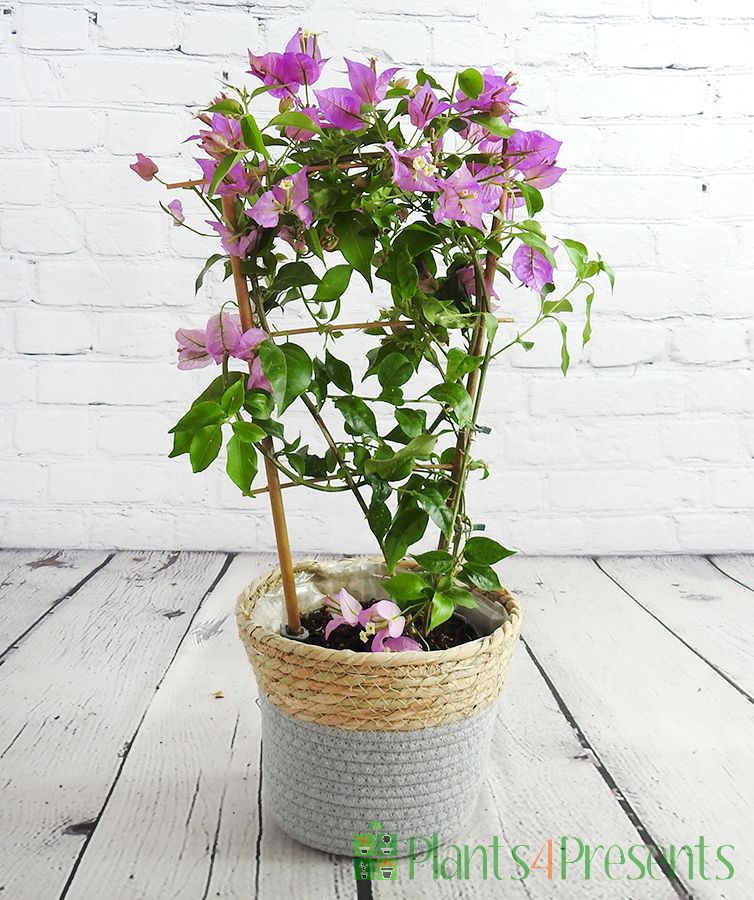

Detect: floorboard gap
705,556,754,594
56,551,235,900
593,558,754,705
522,636,694,900
0,552,116,664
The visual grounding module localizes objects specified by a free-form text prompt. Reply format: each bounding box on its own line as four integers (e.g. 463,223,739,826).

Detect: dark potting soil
299,601,478,652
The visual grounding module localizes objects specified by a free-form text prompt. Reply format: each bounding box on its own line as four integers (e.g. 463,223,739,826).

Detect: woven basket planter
236,557,522,856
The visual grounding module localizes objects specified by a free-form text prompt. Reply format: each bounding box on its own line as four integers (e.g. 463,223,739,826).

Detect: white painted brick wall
1,0,753,555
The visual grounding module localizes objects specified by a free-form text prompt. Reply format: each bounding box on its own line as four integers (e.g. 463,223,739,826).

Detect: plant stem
250,276,382,550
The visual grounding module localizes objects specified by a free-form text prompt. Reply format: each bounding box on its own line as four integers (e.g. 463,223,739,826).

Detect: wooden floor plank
597,556,754,700
372,647,677,899
64,553,355,900
0,549,111,655
708,555,754,592
502,556,754,900
0,550,227,900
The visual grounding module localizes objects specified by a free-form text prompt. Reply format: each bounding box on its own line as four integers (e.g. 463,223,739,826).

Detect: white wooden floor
0,551,752,900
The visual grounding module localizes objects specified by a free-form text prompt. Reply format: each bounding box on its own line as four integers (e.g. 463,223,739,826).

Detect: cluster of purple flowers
175,312,271,391
131,28,566,291
324,588,422,653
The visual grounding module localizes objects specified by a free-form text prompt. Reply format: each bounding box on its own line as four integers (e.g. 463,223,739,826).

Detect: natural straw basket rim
236,557,522,666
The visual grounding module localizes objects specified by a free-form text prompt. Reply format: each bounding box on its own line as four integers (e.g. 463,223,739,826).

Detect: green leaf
582,289,595,347
189,424,223,473
412,550,453,574
458,67,484,99
314,265,352,302
483,312,499,342
269,110,323,135
208,151,244,198
377,352,413,388
170,401,226,434
168,429,192,458
599,258,616,289
461,562,501,592
520,183,544,216
226,433,258,493
195,253,224,294
190,372,243,407
364,434,437,481
333,213,375,289
446,348,483,384
385,572,430,602
324,349,353,393
271,261,319,293
426,383,473,427
469,114,515,138
368,500,391,542
244,388,274,420
445,586,478,609
394,408,427,439
240,114,268,156
428,593,455,632
415,487,453,538
558,319,570,376
258,340,287,410
393,223,441,258
464,536,515,566
559,237,587,277
231,421,267,444
280,343,312,412
335,396,378,438
206,99,244,115
376,246,418,302
220,380,245,417
542,297,573,315
384,507,429,573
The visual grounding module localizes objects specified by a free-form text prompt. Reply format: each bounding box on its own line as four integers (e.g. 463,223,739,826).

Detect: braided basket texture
236,558,522,732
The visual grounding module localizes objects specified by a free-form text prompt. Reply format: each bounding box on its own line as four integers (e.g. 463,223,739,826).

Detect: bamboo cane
220,195,302,635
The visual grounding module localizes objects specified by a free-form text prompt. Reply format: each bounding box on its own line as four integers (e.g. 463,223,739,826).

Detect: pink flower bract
130,153,158,181
512,243,555,292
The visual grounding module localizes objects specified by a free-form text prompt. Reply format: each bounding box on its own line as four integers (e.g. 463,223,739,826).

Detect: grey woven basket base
260,694,498,857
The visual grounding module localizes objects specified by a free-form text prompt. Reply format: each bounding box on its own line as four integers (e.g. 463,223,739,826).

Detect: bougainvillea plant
132,29,612,651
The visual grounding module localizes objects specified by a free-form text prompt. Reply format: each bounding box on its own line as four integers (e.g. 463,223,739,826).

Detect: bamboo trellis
173,180,515,636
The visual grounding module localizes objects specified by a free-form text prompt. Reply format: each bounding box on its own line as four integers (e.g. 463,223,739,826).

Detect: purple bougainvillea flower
455,67,517,121
284,28,328,83
233,327,267,361
433,164,501,231
384,141,439,193
361,600,416,653
344,58,400,105
190,114,245,160
324,588,364,639
130,153,158,181
166,199,184,226
206,219,259,257
248,29,327,99
314,88,364,131
247,355,272,392
408,81,449,129
195,158,259,197
378,634,423,652
175,328,211,370
205,312,243,364
249,167,312,228
512,243,555,292
506,129,565,189
457,265,499,304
